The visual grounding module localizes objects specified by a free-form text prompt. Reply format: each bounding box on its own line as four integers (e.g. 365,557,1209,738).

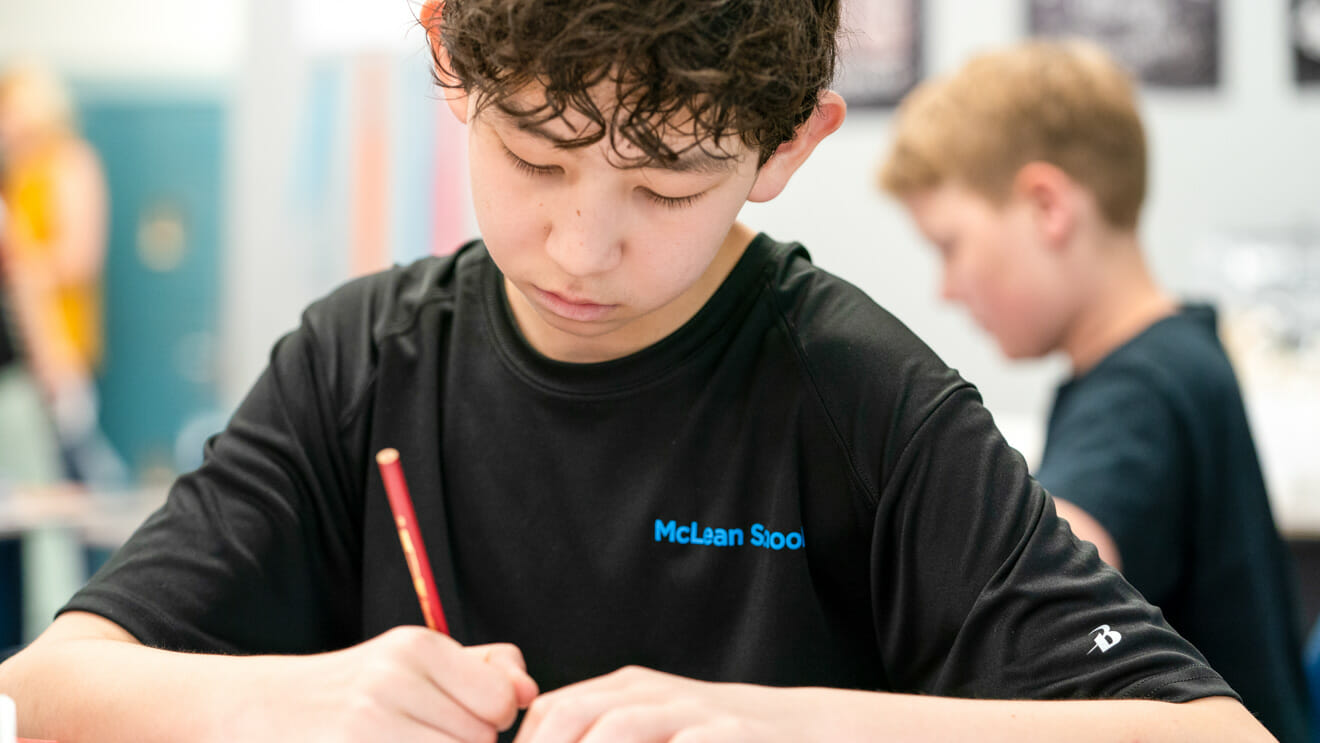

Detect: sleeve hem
1114,667,1241,703
58,587,195,650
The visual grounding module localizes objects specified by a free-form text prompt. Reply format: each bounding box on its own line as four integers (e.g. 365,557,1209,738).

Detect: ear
1011,161,1078,250
421,0,471,124
747,90,847,203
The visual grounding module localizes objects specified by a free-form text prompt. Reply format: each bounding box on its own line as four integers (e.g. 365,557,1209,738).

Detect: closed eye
503,139,704,209
642,189,704,209
502,144,558,176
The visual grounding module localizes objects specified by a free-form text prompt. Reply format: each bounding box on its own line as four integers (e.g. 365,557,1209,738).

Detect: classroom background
1,0,1318,645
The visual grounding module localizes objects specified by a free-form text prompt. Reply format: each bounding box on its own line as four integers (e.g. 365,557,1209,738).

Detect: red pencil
376,448,450,635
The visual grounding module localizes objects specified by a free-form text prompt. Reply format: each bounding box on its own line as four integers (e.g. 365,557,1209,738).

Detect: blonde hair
878,39,1147,230
0,61,77,138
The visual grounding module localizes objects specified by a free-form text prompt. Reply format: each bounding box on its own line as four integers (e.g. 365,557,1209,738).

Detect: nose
545,189,623,278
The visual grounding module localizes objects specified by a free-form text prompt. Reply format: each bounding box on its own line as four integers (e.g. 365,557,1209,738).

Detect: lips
532,286,618,322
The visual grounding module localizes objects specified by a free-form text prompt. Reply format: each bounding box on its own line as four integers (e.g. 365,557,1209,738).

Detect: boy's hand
512,666,806,743
246,626,538,743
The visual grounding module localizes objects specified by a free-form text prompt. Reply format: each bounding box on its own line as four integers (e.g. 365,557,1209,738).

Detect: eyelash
502,145,704,210
645,192,701,210
503,146,557,176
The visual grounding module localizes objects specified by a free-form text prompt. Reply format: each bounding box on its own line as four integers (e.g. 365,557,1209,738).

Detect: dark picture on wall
833,0,922,108
1296,0,1320,84
1028,0,1220,88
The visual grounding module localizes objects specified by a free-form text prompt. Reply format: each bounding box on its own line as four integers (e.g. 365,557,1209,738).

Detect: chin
997,338,1051,361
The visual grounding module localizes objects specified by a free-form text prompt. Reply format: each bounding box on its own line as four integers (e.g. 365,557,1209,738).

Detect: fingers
374,661,501,742
519,695,745,743
514,667,682,743
415,633,527,731
519,699,772,743
575,701,708,743
668,717,773,743
472,643,539,707
511,667,780,743
368,628,530,734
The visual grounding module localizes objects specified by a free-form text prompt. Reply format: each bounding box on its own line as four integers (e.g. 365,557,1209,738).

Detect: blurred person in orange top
0,62,124,486
0,191,62,489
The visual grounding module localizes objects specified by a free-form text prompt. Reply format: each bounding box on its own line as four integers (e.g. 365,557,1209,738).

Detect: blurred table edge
0,485,168,546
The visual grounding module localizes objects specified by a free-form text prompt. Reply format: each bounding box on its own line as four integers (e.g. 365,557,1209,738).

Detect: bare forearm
1053,497,1123,570
2,256,91,387
0,636,278,743
52,141,109,287
2,616,538,743
799,689,1270,743
49,235,104,288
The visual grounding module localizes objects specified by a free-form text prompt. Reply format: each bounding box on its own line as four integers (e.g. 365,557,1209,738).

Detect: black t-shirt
65,236,1235,719
1036,304,1308,742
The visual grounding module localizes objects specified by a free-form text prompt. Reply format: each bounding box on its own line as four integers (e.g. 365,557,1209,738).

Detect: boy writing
879,40,1308,742
1,6,1272,742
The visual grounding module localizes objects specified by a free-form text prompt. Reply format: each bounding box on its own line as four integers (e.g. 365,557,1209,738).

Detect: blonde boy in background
0,63,124,488
880,39,1309,742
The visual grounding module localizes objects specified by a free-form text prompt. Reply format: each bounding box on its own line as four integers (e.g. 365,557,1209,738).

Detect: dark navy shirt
1037,304,1308,742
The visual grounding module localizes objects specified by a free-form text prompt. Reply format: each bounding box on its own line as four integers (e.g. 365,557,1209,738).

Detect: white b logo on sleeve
1087,624,1123,654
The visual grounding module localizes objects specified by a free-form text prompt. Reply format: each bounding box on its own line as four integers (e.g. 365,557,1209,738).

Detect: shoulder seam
884,385,974,500
761,283,875,501
330,282,457,434
762,275,973,509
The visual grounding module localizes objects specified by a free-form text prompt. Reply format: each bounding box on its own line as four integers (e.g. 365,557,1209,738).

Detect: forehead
918,181,1002,214
905,183,1010,238
479,83,750,174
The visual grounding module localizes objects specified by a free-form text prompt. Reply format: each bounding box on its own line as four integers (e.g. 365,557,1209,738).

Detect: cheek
631,190,746,273
995,271,1072,354
469,133,535,216
469,167,543,251
626,234,706,293
976,238,1041,309
955,253,1035,335
952,249,1010,309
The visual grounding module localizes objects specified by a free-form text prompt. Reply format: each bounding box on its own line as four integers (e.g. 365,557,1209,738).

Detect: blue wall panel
77,91,225,479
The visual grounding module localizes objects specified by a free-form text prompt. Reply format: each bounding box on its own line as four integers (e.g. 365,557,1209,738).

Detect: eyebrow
652,149,742,175
496,109,742,175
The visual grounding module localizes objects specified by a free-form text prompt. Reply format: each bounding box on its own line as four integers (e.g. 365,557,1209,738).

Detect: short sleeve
60,304,371,654
1035,372,1188,604
869,385,1234,701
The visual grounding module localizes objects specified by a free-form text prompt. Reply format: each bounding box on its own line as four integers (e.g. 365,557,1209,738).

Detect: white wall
0,0,244,80
222,0,433,407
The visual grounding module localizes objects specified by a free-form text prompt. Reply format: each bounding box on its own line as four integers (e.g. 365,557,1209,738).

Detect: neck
1059,233,1177,375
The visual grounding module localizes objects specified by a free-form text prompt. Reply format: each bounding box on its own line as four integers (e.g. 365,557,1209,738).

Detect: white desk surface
0,486,168,547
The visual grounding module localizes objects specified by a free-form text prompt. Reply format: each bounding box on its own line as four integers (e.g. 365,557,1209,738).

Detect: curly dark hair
429,0,840,167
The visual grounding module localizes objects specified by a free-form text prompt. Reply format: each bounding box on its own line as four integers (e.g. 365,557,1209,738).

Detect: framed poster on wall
1028,0,1221,88
833,0,922,108
1296,0,1320,84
